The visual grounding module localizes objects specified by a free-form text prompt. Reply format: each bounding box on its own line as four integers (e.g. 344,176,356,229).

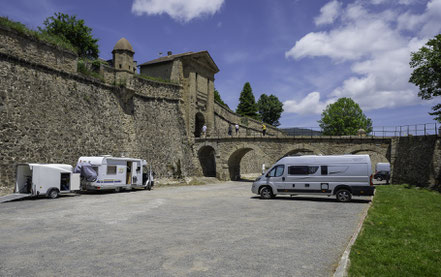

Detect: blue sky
1,0,441,128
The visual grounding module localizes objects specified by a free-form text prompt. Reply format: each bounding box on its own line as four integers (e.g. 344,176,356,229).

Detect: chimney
167,51,173,56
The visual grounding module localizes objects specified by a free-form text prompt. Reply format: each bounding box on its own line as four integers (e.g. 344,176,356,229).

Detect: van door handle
282,177,285,181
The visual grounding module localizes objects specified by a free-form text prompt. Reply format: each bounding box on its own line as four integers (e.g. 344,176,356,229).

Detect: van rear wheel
48,189,59,199
260,187,274,199
336,189,352,202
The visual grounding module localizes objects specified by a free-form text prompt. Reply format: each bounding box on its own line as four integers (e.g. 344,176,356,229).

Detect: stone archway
279,144,323,160
224,144,268,181
198,145,216,177
228,148,253,181
345,145,390,173
194,112,205,137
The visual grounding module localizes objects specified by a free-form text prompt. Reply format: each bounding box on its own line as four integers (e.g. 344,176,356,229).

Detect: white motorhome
76,155,154,191
15,164,80,199
251,155,375,202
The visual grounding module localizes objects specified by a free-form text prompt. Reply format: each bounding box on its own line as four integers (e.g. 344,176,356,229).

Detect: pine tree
236,82,259,120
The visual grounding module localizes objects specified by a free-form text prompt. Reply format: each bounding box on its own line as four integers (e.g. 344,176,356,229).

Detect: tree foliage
214,89,230,110
409,34,441,122
318,97,372,136
257,94,284,126
40,12,99,59
236,82,259,120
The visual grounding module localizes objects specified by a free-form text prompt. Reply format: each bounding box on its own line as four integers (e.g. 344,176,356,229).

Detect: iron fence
282,123,440,138
200,123,440,139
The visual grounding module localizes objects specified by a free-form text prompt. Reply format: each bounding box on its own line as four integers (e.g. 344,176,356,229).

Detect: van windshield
268,165,284,177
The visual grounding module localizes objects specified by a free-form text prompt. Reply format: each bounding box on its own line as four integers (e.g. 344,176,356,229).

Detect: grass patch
349,185,441,277
77,59,104,82
0,16,76,53
136,74,178,85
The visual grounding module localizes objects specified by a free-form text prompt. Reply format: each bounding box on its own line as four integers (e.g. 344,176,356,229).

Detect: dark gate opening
199,146,216,177
194,112,205,137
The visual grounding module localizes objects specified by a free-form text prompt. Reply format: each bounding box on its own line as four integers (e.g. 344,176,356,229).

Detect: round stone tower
112,37,136,73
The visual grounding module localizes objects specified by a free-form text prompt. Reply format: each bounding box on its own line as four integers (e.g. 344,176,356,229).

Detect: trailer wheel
48,189,59,199
260,186,274,199
336,189,352,202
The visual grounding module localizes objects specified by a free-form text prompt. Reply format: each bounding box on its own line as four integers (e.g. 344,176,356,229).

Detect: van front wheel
336,189,352,202
260,187,274,199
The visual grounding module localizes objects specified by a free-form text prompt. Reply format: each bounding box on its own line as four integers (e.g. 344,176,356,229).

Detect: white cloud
131,0,224,22
284,0,441,115
314,0,342,26
283,92,336,115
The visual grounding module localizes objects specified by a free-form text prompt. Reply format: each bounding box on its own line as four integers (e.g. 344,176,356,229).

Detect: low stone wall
213,102,284,137
0,25,77,74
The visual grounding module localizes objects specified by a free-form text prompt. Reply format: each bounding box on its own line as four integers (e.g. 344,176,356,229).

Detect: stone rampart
0,29,194,191
0,25,77,74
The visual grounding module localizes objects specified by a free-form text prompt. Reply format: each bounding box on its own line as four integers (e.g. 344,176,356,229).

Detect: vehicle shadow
250,196,371,204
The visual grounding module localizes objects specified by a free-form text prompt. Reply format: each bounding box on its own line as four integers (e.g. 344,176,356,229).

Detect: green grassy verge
349,185,441,277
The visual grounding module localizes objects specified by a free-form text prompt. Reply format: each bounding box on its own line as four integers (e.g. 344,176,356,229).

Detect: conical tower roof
113,37,134,53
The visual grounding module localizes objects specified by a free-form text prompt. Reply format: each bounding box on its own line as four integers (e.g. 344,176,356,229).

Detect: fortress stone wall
0,25,194,190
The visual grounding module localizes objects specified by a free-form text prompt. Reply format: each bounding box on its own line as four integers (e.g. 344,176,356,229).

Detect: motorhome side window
268,165,284,177
107,166,117,175
321,166,328,175
288,166,319,175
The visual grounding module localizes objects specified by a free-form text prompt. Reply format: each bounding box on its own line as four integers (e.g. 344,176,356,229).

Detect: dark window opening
119,64,122,69
321,166,328,175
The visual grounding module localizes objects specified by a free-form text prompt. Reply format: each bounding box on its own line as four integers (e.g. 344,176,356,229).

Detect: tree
318,97,372,136
214,89,230,110
409,34,441,122
236,82,259,120
40,12,99,59
257,94,284,126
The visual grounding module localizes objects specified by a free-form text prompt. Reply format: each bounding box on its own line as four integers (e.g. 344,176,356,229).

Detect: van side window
107,166,117,175
288,166,318,175
321,166,328,175
268,165,284,177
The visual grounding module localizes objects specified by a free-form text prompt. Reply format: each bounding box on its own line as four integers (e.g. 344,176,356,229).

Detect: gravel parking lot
0,181,370,277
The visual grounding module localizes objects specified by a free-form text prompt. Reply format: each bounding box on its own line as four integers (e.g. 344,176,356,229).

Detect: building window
288,166,319,175
129,66,131,70
119,64,122,69
107,166,117,175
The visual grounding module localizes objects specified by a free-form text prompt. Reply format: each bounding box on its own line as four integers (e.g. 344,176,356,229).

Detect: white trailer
76,155,154,192
251,155,375,202
14,164,80,199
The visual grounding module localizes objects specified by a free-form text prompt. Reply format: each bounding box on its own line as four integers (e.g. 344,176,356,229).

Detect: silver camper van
76,155,154,192
251,155,375,202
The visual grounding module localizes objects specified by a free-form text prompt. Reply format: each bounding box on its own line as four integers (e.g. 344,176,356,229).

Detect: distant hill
281,127,322,136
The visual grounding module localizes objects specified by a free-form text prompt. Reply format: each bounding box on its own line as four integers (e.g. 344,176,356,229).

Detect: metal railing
198,123,440,139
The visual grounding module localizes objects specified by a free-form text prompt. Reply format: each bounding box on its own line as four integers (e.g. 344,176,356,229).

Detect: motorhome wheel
336,189,352,202
260,187,274,199
48,189,59,199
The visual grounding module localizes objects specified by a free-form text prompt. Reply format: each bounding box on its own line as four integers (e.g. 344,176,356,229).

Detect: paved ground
0,181,370,277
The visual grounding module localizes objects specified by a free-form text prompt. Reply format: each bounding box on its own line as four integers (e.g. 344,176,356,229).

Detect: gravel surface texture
0,181,370,277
